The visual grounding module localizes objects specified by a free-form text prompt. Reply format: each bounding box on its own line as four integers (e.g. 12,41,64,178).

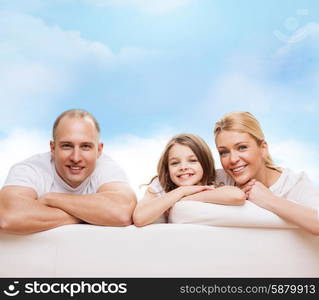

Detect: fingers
241,179,256,192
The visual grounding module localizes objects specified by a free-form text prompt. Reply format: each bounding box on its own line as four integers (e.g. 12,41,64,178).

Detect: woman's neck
258,167,281,188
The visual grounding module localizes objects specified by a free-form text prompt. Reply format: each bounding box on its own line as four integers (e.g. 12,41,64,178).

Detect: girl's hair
214,111,280,171
152,133,216,193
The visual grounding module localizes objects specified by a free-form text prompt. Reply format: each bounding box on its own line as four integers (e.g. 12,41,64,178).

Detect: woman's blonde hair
214,112,280,171
151,133,216,193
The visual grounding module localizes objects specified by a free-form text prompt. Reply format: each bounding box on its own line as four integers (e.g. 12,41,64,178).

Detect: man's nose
70,148,81,163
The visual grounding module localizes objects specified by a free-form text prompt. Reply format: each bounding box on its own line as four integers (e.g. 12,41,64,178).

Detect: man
0,109,137,234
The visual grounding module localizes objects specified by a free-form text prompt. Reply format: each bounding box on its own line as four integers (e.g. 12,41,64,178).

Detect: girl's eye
190,159,198,162
170,162,178,166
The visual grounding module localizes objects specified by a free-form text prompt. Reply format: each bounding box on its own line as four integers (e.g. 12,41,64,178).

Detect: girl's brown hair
214,111,280,171
152,133,216,193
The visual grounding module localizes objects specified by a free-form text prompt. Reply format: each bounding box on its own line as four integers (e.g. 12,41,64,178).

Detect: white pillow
168,200,297,229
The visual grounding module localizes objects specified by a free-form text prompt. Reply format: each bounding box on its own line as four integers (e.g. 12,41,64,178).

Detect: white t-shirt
148,177,165,196
215,168,319,210
149,168,319,221
3,152,128,197
146,177,167,223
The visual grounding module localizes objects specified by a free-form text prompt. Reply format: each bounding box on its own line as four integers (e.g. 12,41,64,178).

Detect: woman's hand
241,179,277,209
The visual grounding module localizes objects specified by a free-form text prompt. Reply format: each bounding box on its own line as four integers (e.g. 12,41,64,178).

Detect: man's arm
39,182,137,226
0,186,82,235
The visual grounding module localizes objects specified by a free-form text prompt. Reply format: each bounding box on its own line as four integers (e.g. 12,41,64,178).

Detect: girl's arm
181,186,246,205
133,185,212,227
242,180,319,235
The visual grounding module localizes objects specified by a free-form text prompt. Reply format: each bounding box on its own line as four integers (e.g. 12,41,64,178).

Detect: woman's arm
181,186,246,205
242,180,319,235
133,185,212,227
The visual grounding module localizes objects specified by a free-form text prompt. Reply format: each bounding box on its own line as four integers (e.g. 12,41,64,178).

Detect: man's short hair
52,109,101,140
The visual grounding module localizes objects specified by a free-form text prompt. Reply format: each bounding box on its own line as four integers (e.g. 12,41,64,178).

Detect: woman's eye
190,159,198,163
219,151,228,156
238,145,247,151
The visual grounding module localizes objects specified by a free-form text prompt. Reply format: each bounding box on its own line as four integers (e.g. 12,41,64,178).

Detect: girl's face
168,143,204,187
215,130,268,187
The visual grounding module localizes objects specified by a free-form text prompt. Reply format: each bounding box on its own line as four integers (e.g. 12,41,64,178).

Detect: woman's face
215,130,267,186
168,143,204,187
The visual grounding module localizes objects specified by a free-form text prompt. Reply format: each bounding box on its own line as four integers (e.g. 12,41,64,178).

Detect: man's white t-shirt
3,152,128,197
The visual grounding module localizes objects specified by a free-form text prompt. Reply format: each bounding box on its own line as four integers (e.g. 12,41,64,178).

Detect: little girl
133,133,245,226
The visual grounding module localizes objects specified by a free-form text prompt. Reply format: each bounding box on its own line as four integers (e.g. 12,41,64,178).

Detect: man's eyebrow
58,141,72,144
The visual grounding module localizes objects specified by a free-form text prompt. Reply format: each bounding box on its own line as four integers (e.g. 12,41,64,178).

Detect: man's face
50,116,103,188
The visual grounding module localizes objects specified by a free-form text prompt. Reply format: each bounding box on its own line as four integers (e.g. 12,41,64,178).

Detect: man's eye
81,145,91,150
61,144,72,149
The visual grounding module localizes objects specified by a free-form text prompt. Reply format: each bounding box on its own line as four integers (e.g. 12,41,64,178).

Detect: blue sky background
0,0,318,193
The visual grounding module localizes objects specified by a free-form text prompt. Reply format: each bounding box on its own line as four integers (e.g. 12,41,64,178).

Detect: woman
214,111,319,235
133,133,245,227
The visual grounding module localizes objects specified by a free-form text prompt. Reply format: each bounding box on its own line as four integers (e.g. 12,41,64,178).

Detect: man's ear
97,142,104,157
50,140,55,155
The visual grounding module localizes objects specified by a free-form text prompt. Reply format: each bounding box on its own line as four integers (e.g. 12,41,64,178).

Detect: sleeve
286,172,319,210
215,169,235,186
95,155,129,187
148,177,164,196
3,163,42,196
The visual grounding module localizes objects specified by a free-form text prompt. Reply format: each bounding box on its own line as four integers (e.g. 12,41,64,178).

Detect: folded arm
181,186,246,205
0,186,81,235
133,185,212,227
243,180,319,235
39,182,137,226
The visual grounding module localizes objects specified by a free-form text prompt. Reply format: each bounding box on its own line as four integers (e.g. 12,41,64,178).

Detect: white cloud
0,10,153,129
271,139,319,186
0,129,49,187
201,23,319,121
274,22,319,52
208,71,273,114
86,0,194,15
